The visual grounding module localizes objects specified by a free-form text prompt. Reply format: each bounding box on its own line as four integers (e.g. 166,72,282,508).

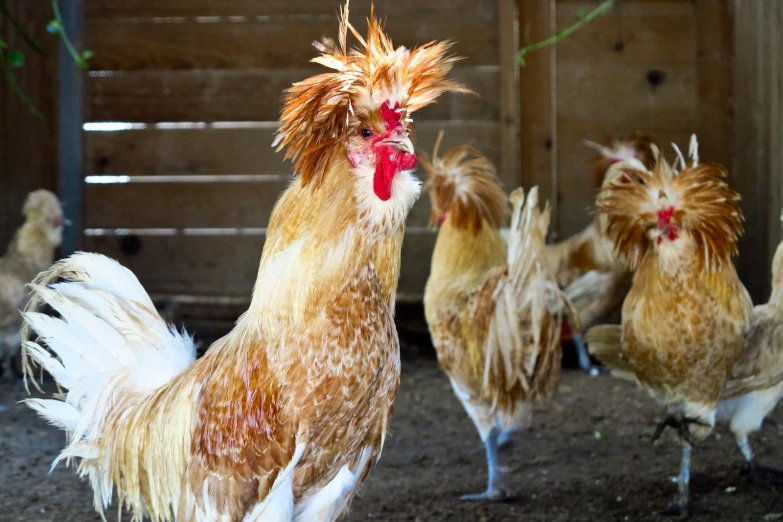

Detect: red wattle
372,145,417,201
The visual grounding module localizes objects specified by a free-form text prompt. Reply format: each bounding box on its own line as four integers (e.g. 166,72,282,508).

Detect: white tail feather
22,253,196,503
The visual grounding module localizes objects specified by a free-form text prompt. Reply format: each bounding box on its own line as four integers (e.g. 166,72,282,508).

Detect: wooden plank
84,232,437,299
556,63,697,129
497,0,519,186
766,2,783,276
694,0,733,174
85,0,497,21
84,121,503,177
85,180,435,229
555,127,694,239
518,0,556,232
555,1,697,64
85,18,498,71
85,67,500,122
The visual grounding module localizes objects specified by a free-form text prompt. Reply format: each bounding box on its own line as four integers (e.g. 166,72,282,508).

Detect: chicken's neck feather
4,222,58,271
244,156,406,337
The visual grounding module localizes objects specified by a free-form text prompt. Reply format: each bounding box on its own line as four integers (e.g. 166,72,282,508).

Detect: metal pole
57,0,83,255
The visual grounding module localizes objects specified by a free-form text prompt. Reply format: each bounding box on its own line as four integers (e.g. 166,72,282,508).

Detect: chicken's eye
360,128,373,139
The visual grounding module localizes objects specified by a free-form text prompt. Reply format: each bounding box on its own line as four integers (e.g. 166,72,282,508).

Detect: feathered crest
596,151,743,271
421,131,508,232
584,132,656,189
275,1,469,187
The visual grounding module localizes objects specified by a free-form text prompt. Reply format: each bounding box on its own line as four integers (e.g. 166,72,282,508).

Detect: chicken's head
274,2,469,231
596,137,743,272
23,189,68,247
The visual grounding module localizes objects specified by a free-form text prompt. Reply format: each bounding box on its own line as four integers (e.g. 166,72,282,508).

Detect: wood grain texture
84,180,435,229
0,0,58,249
85,0,497,21
84,121,502,177
555,1,696,64
85,67,500,122
85,18,498,71
556,63,697,129
85,232,436,299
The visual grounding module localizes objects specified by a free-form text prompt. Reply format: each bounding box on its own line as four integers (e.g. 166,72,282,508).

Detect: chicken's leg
461,427,509,502
573,332,604,376
737,435,783,483
662,445,692,518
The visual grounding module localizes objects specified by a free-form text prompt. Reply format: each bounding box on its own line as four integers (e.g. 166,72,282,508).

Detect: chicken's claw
460,487,511,502
741,462,783,485
651,415,707,447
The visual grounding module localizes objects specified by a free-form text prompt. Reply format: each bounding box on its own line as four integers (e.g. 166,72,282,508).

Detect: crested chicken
21,5,467,521
0,189,66,379
587,139,752,516
717,208,783,481
423,137,573,501
544,134,655,373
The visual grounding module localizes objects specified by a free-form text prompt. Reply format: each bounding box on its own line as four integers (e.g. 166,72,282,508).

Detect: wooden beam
58,0,85,255
498,0,519,186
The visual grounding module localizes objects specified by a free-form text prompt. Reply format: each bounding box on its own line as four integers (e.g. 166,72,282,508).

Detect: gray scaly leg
461,427,509,501
662,445,692,517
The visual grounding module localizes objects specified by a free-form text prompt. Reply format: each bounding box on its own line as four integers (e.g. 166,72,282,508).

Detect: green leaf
47,19,62,34
81,49,94,61
578,7,587,19
0,38,7,49
9,50,25,68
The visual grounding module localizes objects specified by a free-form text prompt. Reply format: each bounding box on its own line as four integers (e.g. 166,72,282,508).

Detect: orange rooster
0,189,66,379
587,139,752,516
21,5,467,521
544,134,655,373
423,137,573,500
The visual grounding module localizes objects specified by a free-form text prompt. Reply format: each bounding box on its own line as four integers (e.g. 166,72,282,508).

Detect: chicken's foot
652,414,707,447
461,427,510,502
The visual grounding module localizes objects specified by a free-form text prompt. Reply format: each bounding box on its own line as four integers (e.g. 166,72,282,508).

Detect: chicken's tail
21,252,197,515
585,324,636,382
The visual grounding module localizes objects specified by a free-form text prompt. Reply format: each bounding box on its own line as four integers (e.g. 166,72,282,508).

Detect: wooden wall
82,0,517,304
0,2,58,249
520,0,732,241
733,0,783,302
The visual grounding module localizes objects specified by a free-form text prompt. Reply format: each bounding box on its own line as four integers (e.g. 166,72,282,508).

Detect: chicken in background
544,134,656,374
423,137,574,501
20,5,467,521
717,209,783,481
0,189,66,379
587,138,752,516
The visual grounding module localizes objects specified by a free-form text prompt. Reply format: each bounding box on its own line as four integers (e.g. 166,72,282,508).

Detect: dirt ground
2,358,783,522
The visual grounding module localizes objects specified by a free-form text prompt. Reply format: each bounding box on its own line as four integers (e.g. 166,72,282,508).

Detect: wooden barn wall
0,2,58,250
82,0,517,307
733,0,783,302
519,0,732,241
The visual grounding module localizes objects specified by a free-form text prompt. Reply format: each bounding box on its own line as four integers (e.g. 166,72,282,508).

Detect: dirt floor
2,359,783,522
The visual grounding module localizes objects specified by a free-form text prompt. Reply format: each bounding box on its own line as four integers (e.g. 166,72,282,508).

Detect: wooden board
85,67,500,122
85,231,436,299
556,63,697,129
554,1,696,64
85,18,498,71
85,0,497,21
85,179,435,228
84,121,503,178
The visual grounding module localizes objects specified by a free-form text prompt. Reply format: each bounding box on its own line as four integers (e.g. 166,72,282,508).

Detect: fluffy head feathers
421,131,508,232
585,133,656,189
275,2,469,187
596,147,743,271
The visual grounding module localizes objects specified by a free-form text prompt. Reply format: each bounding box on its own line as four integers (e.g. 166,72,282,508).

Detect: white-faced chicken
423,136,573,501
20,4,467,521
545,134,656,373
587,138,752,516
0,189,66,379
717,208,783,482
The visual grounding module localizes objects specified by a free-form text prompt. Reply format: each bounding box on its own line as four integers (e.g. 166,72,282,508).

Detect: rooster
587,139,752,516
544,134,655,373
717,208,783,481
21,5,467,521
422,137,573,501
0,189,66,379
